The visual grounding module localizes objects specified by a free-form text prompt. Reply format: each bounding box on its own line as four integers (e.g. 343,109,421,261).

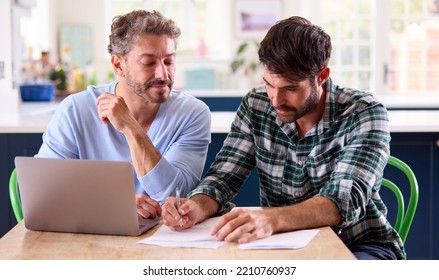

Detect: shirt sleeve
36,97,80,158
138,103,212,203
318,102,391,228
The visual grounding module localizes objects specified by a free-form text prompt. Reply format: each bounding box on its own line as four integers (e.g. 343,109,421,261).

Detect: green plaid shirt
189,79,405,259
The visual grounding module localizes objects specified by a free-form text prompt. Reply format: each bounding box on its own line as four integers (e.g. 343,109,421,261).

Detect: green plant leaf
236,42,249,55
231,59,245,73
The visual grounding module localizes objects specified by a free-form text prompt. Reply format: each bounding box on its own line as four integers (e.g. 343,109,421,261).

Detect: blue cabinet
0,134,43,237
204,134,260,207
0,135,9,237
198,97,242,112
386,132,439,259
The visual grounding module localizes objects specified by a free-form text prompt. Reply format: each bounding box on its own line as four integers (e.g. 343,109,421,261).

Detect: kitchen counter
0,102,59,133
0,102,237,134
186,90,439,109
1,101,439,134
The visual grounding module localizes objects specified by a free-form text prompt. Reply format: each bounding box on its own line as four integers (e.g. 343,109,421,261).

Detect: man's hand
161,196,207,231
96,92,136,134
210,208,274,243
136,194,161,219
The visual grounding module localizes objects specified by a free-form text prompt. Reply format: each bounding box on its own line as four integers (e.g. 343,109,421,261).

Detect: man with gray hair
37,10,211,219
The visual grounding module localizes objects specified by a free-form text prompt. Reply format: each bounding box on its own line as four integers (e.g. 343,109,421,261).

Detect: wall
0,0,318,112
0,0,12,93
48,0,230,89
0,0,20,117
48,0,109,84
45,0,304,90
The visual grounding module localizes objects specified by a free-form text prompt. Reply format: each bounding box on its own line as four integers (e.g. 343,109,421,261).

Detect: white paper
139,213,319,250
238,229,319,250
138,217,227,249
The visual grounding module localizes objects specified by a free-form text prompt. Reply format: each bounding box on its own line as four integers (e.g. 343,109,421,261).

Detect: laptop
14,156,160,236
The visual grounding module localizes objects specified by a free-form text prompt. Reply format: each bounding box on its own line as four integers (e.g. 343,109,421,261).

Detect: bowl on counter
19,83,55,101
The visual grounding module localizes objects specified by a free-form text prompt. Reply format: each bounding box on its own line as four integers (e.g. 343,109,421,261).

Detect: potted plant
230,39,262,89
230,40,262,88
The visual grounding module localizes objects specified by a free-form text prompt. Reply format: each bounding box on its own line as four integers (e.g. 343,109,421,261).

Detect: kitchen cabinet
386,132,439,259
0,133,43,237
204,134,260,207
198,97,242,112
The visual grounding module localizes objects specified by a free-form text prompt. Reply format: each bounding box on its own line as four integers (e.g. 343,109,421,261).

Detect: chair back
9,168,23,222
381,156,419,244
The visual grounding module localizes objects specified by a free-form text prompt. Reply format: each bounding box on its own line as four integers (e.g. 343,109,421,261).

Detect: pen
176,186,183,226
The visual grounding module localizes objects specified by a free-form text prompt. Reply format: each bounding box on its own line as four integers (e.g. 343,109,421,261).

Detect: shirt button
294,191,300,196
298,161,303,166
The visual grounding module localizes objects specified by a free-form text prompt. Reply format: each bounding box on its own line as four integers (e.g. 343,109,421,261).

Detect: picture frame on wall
234,0,282,38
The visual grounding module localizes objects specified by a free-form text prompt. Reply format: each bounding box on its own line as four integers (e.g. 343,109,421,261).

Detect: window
320,0,375,92
387,0,439,95
104,0,439,93
319,0,439,96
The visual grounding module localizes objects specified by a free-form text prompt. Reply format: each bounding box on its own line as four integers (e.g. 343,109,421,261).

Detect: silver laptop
14,156,160,236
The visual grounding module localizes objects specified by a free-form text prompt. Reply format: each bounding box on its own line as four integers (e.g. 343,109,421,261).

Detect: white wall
0,0,20,116
17,0,305,91
49,0,228,89
48,0,109,84
46,0,304,90
0,0,13,93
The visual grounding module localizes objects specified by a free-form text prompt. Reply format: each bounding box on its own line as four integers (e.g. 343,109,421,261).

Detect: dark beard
275,82,320,123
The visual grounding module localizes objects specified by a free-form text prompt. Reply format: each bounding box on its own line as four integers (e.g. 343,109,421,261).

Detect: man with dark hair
162,16,404,260
37,10,211,219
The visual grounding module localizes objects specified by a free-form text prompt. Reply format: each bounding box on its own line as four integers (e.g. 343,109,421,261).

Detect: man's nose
270,90,283,107
154,62,167,79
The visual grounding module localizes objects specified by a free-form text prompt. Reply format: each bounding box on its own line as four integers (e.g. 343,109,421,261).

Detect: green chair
9,168,23,222
382,156,419,244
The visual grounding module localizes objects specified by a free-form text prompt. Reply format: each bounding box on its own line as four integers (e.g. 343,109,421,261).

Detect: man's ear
111,54,125,78
318,67,330,85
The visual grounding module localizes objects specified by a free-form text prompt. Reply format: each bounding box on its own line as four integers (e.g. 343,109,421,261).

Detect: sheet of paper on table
138,216,226,248
238,229,319,250
138,215,319,250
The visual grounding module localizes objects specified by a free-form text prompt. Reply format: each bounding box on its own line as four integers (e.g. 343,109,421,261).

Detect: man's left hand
210,208,274,243
136,194,161,219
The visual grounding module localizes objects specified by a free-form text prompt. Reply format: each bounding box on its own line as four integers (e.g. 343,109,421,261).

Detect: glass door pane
388,0,439,95
320,0,375,92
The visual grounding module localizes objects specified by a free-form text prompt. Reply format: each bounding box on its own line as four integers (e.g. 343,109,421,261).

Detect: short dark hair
258,16,331,81
107,10,181,56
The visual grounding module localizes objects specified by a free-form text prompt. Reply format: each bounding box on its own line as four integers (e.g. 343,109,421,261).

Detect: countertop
1,101,439,134
0,102,237,134
186,90,439,109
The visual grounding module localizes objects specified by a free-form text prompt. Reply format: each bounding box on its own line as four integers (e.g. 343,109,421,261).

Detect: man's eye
285,87,297,92
141,62,154,67
265,83,274,88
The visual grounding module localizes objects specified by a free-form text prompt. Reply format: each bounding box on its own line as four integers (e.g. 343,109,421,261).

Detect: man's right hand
162,193,220,231
161,197,202,230
96,92,137,134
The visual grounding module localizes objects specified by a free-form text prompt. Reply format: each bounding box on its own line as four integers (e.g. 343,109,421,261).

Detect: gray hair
107,10,181,56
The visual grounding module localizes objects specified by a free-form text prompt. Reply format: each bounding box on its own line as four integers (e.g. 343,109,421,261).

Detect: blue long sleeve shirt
37,82,211,203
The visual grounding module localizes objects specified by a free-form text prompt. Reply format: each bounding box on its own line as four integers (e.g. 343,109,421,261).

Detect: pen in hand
175,186,183,226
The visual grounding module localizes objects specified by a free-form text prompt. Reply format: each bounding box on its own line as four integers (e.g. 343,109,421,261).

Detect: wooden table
0,222,355,260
